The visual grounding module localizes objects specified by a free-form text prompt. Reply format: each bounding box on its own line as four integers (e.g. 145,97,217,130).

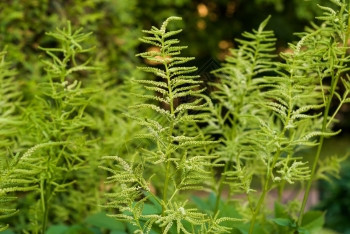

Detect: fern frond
39,21,97,82
274,159,311,184
102,16,223,233
209,16,278,204
155,201,208,234
202,212,244,234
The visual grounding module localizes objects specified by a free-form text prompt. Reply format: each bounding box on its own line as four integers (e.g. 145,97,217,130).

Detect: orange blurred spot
218,40,231,50
283,48,294,54
145,46,171,65
197,3,209,17
147,46,159,52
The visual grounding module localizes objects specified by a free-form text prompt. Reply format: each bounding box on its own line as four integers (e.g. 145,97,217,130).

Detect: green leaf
301,211,325,232
258,15,271,32
144,191,162,213
297,227,310,234
142,203,161,215
65,225,94,234
47,225,94,234
191,195,211,213
85,212,125,231
46,225,69,234
208,192,219,210
110,231,128,234
0,229,14,234
274,202,289,218
272,218,293,227
87,227,102,234
233,222,269,234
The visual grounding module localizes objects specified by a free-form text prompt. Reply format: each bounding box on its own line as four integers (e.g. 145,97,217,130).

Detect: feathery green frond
100,16,238,233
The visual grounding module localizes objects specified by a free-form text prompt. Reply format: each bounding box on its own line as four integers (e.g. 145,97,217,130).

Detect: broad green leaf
274,202,289,218
142,203,160,215
191,195,211,213
301,211,325,232
144,191,162,213
46,225,69,234
65,225,94,234
233,222,270,234
85,212,125,231
110,231,128,234
272,218,293,227
0,229,14,234
208,192,219,210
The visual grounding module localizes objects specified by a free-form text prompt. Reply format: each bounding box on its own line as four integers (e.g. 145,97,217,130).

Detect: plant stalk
249,177,270,234
214,161,230,213
249,149,280,234
297,75,338,226
40,179,49,234
161,34,175,219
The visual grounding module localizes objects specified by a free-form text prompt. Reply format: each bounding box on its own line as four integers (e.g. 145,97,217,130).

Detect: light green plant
102,1,350,234
210,0,350,233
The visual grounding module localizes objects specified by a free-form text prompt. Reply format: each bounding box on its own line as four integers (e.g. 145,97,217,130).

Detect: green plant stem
40,178,48,234
297,76,338,226
168,188,179,205
161,123,173,209
249,149,280,234
214,161,229,213
161,34,175,218
278,154,293,202
162,159,171,206
297,2,350,225
214,150,236,213
249,177,270,234
298,135,325,225
278,181,286,202
327,94,347,128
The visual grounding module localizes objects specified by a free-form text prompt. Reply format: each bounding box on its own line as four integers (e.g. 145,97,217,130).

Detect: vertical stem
278,181,286,202
161,35,175,218
249,177,270,234
214,161,230,213
249,149,280,234
297,135,325,226
162,160,171,208
297,75,336,225
40,178,49,234
42,203,49,234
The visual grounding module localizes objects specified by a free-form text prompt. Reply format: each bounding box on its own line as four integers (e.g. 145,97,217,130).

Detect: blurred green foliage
0,0,332,69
